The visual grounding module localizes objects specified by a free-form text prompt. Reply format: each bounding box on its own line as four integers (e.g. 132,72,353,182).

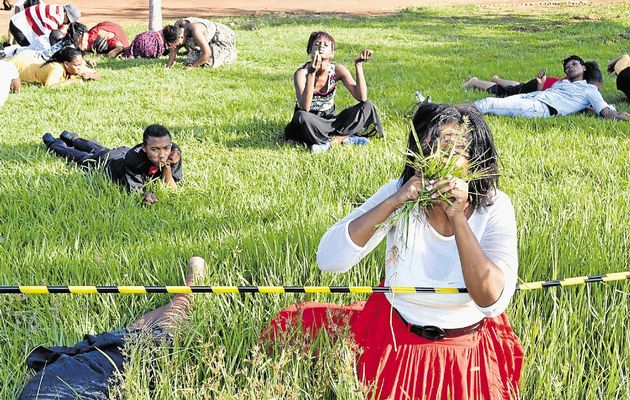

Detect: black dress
284,62,383,146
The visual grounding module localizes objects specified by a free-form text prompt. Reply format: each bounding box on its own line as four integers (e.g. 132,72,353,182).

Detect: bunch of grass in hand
388,120,495,229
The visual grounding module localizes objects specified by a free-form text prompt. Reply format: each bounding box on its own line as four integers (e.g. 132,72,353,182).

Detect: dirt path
1,0,622,35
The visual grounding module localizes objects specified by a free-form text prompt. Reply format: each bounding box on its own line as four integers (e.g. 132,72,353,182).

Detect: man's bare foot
462,76,478,89
186,256,206,286
491,75,500,83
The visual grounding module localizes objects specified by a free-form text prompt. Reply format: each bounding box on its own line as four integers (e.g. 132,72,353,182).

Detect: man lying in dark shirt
42,124,182,204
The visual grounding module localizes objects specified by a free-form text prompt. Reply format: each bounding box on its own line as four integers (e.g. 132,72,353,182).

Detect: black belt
546,104,558,116
395,310,485,341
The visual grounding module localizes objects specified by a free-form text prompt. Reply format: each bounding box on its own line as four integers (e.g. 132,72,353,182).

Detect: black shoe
42,132,56,148
59,130,78,145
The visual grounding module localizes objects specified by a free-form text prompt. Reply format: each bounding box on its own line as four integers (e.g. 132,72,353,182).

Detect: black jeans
48,134,110,167
9,21,30,46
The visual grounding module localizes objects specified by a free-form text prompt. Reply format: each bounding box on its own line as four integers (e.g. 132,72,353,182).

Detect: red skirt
265,292,524,399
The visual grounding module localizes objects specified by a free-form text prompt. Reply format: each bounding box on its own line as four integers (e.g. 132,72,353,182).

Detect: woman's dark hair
400,103,499,210
163,25,181,44
584,61,603,85
64,22,87,47
143,124,172,144
43,46,83,66
306,31,336,55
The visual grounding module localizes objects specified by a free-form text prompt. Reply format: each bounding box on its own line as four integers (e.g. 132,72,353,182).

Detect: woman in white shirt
267,103,523,399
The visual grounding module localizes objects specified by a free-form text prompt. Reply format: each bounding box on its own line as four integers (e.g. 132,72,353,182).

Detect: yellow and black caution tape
0,272,628,295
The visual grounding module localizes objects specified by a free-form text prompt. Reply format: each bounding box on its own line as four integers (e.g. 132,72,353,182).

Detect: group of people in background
0,1,238,92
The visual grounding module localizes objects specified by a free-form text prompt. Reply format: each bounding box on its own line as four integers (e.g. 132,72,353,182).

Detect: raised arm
338,49,373,102
348,175,423,246
431,178,512,308
294,52,322,110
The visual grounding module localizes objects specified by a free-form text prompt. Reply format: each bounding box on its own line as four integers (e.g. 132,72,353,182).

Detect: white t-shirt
0,61,19,108
317,179,519,329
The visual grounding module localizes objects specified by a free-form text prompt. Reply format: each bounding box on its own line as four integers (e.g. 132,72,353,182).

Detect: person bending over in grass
87,21,130,58
463,69,563,97
473,55,629,120
163,17,236,69
283,31,383,153
607,54,630,101
120,28,170,59
10,47,99,88
18,256,205,400
42,124,182,205
0,60,20,108
267,103,523,399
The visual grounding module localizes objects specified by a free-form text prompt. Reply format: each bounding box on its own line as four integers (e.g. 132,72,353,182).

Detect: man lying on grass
18,256,205,400
472,55,629,120
42,124,182,204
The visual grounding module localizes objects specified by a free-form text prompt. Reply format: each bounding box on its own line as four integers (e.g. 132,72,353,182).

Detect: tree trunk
148,0,162,31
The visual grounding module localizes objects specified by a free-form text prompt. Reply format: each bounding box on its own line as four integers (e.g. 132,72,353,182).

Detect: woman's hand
391,175,426,208
428,177,469,219
354,49,373,64
309,51,323,73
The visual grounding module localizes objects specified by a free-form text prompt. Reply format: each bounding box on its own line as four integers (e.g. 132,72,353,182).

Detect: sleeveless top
180,17,217,50
298,62,337,113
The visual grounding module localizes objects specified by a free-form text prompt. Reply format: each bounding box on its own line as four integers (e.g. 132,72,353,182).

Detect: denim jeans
474,95,551,118
48,136,110,168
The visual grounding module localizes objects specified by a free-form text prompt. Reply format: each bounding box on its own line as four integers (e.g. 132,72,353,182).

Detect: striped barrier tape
0,272,627,295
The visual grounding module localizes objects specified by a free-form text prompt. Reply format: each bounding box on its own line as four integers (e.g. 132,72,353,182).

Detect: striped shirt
11,4,65,45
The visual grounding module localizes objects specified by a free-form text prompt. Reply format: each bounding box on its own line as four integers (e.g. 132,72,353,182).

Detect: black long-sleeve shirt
106,143,182,192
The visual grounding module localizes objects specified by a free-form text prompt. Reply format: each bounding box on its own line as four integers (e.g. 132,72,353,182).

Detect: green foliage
0,3,629,399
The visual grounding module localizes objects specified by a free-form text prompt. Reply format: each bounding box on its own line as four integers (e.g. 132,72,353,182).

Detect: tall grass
0,3,628,398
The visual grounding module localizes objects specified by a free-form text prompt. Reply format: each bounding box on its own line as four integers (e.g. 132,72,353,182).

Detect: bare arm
161,148,180,188
348,175,424,246
188,24,212,67
294,53,321,110
161,165,176,188
166,47,178,68
338,49,372,102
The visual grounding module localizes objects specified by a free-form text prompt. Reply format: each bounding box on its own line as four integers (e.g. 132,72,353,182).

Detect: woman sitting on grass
164,17,237,69
267,103,522,399
283,31,383,153
10,47,99,88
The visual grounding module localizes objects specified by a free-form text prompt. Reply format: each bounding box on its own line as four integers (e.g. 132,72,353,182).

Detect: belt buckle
419,325,447,341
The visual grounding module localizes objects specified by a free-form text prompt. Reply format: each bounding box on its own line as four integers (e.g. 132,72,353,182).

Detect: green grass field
1,3,629,398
